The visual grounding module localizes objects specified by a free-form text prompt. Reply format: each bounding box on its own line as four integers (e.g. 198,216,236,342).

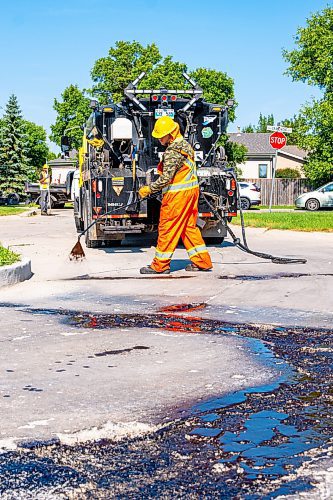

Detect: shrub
275,168,301,179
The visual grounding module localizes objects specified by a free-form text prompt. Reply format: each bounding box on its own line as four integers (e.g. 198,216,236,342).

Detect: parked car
295,182,333,211
0,191,20,206
238,182,261,210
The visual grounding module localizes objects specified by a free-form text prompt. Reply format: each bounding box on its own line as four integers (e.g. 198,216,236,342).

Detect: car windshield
318,182,333,192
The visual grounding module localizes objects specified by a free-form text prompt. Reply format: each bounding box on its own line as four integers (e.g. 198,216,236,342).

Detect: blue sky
0,0,329,151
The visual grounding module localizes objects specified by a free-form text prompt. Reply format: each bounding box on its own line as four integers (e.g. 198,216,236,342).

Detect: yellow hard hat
42,164,48,170
152,116,177,139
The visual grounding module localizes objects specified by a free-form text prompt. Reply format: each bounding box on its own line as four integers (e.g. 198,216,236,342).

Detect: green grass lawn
0,206,28,216
0,245,20,266
232,210,333,232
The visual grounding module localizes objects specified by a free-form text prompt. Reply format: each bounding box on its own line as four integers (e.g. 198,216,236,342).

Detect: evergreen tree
0,95,30,196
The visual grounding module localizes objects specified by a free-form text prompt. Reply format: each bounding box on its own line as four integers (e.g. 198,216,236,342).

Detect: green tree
241,124,255,133
283,7,333,91
91,41,162,103
257,113,274,132
223,138,247,177
0,95,30,196
50,84,91,150
23,120,50,180
241,113,274,133
53,41,243,170
279,115,307,146
283,7,333,184
190,67,235,120
91,41,235,112
295,96,333,184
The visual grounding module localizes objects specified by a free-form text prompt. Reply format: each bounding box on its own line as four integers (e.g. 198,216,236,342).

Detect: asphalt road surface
0,208,332,498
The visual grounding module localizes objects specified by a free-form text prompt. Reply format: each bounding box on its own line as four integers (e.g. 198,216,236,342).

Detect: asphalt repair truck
64,72,237,248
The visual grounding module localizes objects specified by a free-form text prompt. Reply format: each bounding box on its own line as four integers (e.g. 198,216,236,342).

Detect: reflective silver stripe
187,244,208,258
184,159,196,181
155,249,174,260
162,179,199,194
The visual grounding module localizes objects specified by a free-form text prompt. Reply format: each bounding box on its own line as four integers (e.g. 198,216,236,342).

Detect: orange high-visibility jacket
151,144,212,272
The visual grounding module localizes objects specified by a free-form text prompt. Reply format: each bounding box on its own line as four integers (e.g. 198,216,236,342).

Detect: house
229,132,307,179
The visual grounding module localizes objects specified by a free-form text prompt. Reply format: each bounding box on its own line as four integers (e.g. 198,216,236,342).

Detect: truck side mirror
61,136,70,157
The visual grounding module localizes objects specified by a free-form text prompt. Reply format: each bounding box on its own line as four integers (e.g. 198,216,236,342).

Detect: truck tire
74,198,84,232
7,193,20,206
83,192,102,248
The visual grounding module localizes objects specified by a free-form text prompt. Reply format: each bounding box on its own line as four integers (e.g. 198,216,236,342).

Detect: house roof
281,145,307,160
229,132,307,159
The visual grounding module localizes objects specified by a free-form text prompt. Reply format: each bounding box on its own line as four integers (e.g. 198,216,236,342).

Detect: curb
0,258,33,288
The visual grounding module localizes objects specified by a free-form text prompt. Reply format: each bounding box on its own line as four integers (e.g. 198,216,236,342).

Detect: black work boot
140,266,170,275
185,263,212,272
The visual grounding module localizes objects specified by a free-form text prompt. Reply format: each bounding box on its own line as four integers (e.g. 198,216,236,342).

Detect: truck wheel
204,237,224,245
86,238,102,248
75,217,83,233
7,193,20,206
74,198,84,232
83,193,101,248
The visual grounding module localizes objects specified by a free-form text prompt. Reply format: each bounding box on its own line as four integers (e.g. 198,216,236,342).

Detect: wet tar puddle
62,274,194,281
219,272,333,281
0,302,332,498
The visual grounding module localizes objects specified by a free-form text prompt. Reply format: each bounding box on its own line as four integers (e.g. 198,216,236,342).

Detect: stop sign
269,131,287,149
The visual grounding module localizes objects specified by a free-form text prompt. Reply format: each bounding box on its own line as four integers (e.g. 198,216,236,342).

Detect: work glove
138,185,152,199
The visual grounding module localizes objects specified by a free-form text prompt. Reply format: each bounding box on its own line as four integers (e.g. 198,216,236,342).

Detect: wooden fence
242,178,313,206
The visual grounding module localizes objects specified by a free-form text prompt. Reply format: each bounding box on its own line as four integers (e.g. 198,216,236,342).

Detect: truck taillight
92,180,97,193
171,95,177,101
228,190,234,197
152,95,158,101
231,179,236,190
98,180,103,192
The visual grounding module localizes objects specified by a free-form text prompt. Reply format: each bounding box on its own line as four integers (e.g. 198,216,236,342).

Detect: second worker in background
139,116,212,275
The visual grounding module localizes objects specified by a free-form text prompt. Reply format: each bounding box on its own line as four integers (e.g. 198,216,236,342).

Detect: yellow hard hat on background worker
152,116,178,138
42,164,48,170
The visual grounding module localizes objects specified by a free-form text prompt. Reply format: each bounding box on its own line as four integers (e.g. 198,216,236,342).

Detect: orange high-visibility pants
151,188,212,273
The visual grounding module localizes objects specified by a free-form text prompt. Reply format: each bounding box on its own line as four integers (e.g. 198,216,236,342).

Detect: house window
259,164,268,178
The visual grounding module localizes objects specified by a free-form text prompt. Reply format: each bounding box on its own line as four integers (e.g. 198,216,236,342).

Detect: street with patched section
0,209,332,497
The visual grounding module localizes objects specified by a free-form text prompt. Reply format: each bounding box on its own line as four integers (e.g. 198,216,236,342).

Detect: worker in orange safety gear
138,116,212,274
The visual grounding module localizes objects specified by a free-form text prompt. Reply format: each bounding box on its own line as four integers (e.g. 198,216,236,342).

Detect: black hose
201,190,307,265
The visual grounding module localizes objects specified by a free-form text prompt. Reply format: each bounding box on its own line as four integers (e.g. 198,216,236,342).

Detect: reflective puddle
0,302,332,498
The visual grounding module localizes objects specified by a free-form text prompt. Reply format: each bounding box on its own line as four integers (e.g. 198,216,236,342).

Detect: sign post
268,130,289,212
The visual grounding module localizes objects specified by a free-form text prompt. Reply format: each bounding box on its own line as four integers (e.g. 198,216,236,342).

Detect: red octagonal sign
269,131,287,149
